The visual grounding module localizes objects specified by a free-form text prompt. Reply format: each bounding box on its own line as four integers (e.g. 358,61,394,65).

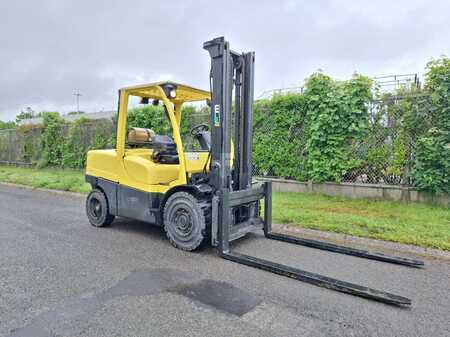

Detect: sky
0,0,449,120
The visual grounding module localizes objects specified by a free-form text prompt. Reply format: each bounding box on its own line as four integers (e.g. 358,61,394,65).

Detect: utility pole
73,90,82,114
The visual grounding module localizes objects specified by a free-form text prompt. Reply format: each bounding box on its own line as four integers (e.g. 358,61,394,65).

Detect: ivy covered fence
252,57,449,195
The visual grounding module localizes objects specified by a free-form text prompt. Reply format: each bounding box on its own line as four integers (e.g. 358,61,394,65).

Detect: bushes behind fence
0,112,116,169
252,57,449,194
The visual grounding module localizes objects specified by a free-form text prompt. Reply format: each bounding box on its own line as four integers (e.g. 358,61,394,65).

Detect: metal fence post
8,129,13,164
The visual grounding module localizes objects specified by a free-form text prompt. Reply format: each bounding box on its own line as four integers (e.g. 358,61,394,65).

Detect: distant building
18,110,116,126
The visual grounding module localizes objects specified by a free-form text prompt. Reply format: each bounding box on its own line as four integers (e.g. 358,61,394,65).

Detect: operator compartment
124,127,180,185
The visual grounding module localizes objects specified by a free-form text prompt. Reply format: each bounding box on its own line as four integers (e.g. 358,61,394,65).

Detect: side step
265,232,424,268
221,251,411,306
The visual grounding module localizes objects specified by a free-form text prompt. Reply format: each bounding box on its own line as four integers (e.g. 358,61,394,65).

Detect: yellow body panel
86,149,120,182
124,154,179,185
86,147,211,193
184,152,210,174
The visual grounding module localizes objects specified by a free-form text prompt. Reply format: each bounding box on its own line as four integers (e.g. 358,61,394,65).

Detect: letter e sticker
214,104,220,126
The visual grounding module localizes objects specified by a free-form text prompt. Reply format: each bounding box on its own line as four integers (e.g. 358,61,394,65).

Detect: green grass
0,165,448,250
273,192,450,251
0,166,91,194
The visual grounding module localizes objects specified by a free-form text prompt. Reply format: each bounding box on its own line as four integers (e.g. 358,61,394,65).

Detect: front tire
86,189,115,227
163,192,208,251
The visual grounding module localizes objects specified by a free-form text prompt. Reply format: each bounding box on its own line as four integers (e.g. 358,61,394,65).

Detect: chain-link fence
340,100,417,185
251,96,423,186
0,106,421,186
0,127,43,165
0,113,209,167
0,119,115,167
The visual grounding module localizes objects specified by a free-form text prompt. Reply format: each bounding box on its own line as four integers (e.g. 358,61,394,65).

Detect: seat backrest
127,127,155,145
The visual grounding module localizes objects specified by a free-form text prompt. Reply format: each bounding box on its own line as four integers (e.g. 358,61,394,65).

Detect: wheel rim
89,198,102,219
170,206,194,238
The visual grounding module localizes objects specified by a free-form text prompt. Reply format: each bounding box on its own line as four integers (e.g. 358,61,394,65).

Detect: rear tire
86,189,115,227
163,192,208,251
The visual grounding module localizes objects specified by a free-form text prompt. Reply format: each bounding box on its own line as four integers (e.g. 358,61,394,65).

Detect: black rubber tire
86,189,115,227
163,191,208,251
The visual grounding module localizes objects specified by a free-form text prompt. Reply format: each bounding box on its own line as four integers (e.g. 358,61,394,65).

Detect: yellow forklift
85,37,423,306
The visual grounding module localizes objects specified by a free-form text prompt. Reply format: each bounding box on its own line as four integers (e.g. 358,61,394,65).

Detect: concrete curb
1,181,448,260
256,177,450,207
273,224,450,260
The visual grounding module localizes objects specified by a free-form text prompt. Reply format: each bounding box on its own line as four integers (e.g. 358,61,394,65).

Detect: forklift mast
204,37,268,253
204,37,254,192
203,37,423,306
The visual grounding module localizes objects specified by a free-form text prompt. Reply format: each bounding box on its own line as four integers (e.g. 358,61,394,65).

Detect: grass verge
0,165,90,194
273,192,450,251
0,165,448,250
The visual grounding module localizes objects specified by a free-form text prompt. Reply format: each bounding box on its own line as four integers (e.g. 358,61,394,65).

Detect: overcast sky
0,0,449,120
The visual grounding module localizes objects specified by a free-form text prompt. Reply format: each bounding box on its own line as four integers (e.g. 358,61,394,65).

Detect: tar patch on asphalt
8,270,261,337
172,279,261,316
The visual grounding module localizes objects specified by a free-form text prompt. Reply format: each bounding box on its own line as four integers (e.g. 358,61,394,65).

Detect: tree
39,112,66,167
15,107,35,123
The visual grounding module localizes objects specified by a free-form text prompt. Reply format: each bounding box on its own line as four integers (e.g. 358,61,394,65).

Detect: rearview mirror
140,97,149,104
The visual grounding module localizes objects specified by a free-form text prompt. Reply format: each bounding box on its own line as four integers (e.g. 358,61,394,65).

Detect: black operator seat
126,127,179,164
151,135,179,164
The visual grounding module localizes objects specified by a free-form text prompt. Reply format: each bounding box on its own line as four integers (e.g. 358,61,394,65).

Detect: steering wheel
190,123,209,136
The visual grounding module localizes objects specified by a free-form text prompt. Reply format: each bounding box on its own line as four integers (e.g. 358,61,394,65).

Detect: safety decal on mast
214,104,220,126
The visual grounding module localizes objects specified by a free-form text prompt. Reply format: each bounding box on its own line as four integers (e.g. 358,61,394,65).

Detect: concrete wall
256,177,450,207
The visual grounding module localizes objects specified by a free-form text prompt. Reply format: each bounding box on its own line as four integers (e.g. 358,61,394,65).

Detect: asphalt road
1,184,449,337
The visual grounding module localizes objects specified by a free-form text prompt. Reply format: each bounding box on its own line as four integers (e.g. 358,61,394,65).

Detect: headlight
162,83,178,99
